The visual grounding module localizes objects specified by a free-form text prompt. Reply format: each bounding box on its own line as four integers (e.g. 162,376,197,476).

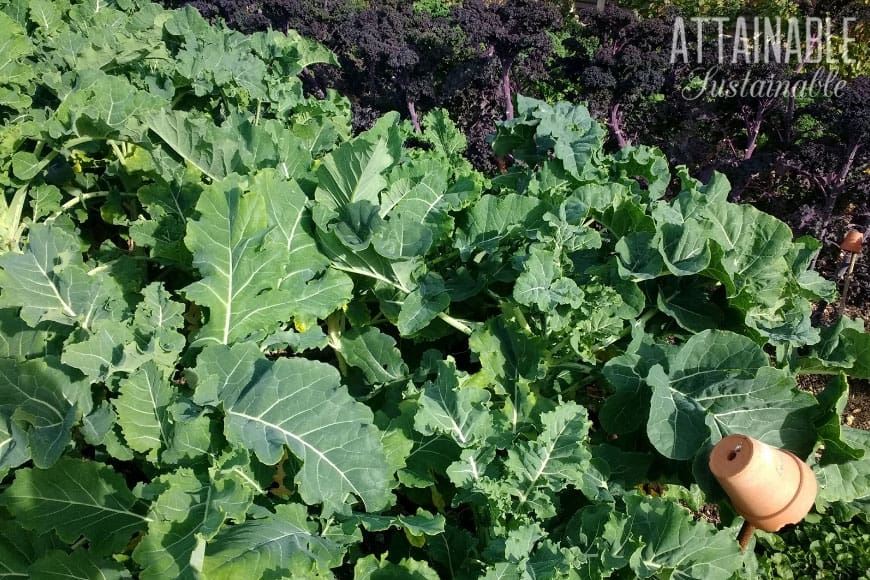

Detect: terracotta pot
841,230,864,253
708,434,817,532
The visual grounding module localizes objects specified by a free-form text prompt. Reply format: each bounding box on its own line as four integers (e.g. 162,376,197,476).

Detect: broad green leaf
814,374,864,465
623,495,744,580
0,308,61,360
0,358,82,467
799,316,870,378
55,73,161,141
316,228,416,293
114,361,173,458
1,186,27,251
373,168,457,260
352,508,446,537
29,550,131,580
216,350,391,512
28,0,61,32
455,194,544,258
470,316,543,430
183,178,295,345
133,468,252,580
148,111,240,181
327,200,382,251
11,151,42,180
340,326,407,384
0,458,149,556
0,12,33,108
129,180,200,266
0,414,28,476
514,246,561,310
615,232,664,281
28,184,62,222
656,219,711,276
0,517,60,578
481,563,523,580
201,503,334,578
188,342,262,408
813,426,870,512
505,523,545,561
372,213,433,259
255,171,353,320
0,224,123,328
646,331,818,460
611,145,670,200
420,108,467,159
702,203,793,310
397,285,450,336
162,402,217,465
656,277,723,333
399,434,460,488
80,402,115,446
315,136,395,212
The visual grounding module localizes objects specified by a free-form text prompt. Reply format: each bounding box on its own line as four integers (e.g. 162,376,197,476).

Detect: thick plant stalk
502,67,514,120
407,99,421,133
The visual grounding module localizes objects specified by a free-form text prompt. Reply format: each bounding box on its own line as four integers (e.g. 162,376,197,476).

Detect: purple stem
608,104,629,148
407,98,421,133
502,66,514,121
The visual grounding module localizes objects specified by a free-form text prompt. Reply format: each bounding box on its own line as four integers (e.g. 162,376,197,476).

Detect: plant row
166,0,870,304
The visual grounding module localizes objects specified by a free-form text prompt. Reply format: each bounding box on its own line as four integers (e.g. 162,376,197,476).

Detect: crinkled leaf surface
508,403,597,518
133,467,252,580
414,360,492,448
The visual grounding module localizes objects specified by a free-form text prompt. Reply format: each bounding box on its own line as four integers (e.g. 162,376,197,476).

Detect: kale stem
64,136,95,149
327,311,349,375
109,140,127,167
437,312,473,335
59,190,113,211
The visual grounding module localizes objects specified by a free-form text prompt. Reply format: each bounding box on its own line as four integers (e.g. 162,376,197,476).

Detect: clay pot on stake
708,434,818,551
838,230,865,315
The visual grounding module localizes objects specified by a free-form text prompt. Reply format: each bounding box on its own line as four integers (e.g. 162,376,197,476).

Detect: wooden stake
839,252,859,314
737,521,756,551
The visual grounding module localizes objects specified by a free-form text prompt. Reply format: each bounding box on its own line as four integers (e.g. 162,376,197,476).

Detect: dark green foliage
757,516,870,580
